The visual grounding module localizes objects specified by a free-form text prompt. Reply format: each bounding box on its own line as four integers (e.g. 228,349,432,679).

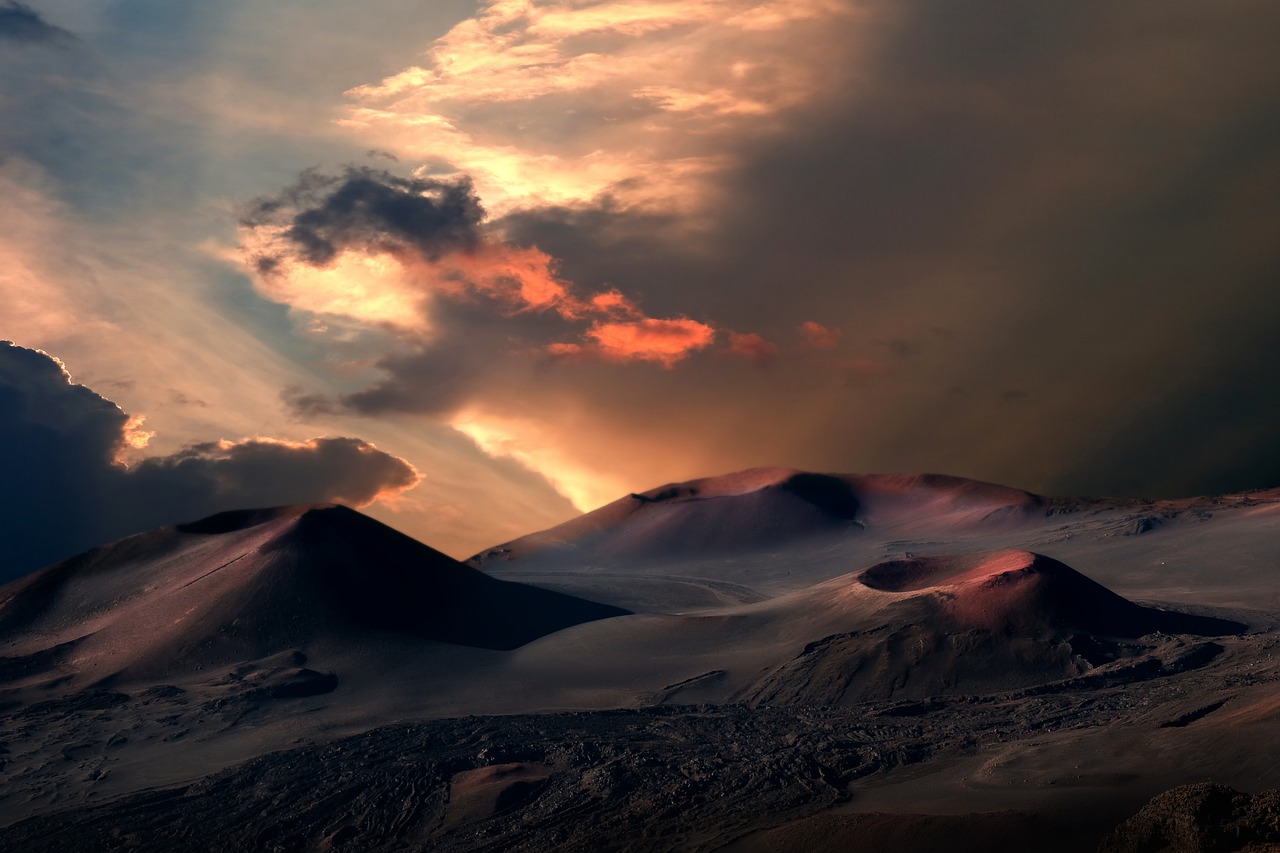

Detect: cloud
241,165,735,420
0,1,73,46
726,332,779,365
798,321,840,350
242,166,484,268
241,165,652,331
582,317,717,367
544,317,718,367
0,342,421,582
286,342,482,417
239,166,489,333
339,0,853,215
0,160,86,343
125,436,419,510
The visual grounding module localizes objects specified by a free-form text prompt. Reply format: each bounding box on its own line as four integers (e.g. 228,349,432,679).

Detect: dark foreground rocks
1101,783,1280,853
0,706,878,852
0,694,1149,853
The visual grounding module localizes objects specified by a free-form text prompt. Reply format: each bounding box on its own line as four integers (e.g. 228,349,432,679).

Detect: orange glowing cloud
435,243,578,315
239,167,728,369
259,234,726,371
799,320,841,349
243,213,724,372
243,232,617,337
576,317,717,366
588,290,643,318
113,414,157,464
239,175,583,337
726,331,779,364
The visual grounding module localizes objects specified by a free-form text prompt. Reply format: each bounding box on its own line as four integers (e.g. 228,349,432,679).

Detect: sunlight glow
451,411,629,512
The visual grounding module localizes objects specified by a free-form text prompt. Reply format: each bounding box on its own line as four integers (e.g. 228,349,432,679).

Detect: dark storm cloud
281,297,530,419
0,1,73,45
0,342,420,582
1048,320,1280,499
242,165,484,269
485,0,1280,498
124,436,419,512
282,346,477,417
340,345,481,415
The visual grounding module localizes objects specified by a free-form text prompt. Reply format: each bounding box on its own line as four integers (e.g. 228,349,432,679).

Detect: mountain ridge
468,467,1057,567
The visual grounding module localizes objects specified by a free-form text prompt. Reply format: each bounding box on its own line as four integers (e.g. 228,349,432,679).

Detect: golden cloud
341,0,853,215
581,317,717,366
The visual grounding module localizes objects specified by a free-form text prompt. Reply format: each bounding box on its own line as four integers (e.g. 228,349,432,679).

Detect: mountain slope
741,550,1244,704
470,467,1050,568
0,504,628,684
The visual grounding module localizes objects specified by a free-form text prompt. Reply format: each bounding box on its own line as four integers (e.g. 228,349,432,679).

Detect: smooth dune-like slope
470,467,1049,567
0,504,628,684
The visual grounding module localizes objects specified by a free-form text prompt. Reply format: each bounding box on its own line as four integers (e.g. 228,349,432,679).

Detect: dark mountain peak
0,505,629,686
174,504,344,535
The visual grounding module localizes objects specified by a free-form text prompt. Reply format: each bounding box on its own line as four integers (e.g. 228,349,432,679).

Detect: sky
3,0,1280,579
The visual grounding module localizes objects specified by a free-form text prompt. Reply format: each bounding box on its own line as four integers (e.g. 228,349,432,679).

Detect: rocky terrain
1100,783,1280,853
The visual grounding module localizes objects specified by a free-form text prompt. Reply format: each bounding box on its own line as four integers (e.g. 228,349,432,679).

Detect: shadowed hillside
0,504,628,684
